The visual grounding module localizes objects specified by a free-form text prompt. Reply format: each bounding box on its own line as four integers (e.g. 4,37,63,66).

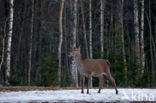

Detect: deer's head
69,46,81,57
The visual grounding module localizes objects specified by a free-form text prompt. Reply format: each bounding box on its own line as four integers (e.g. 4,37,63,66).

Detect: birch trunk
88,0,93,88
28,0,34,85
89,0,93,59
100,0,105,58
134,0,140,72
58,0,65,86
6,0,14,84
71,0,78,87
140,0,145,75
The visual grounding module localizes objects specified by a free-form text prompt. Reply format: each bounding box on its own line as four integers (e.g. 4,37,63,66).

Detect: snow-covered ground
0,88,156,103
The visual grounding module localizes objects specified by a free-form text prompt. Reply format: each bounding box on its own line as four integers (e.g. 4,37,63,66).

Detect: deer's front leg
87,75,91,94
98,75,104,93
81,76,85,94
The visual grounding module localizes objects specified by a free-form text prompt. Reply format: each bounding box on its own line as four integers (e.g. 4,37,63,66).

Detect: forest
0,0,156,88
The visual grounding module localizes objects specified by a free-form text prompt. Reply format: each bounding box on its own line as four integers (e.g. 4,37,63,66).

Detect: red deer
69,46,118,94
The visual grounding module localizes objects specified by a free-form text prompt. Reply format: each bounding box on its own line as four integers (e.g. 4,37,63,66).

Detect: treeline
0,0,156,87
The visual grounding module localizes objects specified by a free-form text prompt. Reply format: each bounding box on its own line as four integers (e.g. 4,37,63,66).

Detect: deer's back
82,59,110,75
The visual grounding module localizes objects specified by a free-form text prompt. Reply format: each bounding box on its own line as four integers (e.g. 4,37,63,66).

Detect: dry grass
0,86,82,91
0,86,155,92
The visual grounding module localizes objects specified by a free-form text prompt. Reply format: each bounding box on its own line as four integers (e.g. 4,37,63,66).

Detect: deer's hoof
81,91,84,94
116,90,118,95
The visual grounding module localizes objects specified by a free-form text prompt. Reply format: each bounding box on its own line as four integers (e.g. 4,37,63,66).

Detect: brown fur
82,59,110,76
69,46,118,94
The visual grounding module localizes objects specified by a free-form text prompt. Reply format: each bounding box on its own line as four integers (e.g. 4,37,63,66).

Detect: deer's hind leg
107,73,118,94
86,77,89,94
98,75,104,93
81,76,85,94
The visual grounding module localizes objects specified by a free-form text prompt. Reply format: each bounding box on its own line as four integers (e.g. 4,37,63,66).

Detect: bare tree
0,35,5,71
119,0,128,83
81,0,89,58
134,0,140,75
140,0,145,75
88,0,93,88
100,0,105,58
28,0,34,85
58,0,65,86
0,19,7,71
89,0,93,59
71,0,78,87
6,0,14,84
146,0,156,86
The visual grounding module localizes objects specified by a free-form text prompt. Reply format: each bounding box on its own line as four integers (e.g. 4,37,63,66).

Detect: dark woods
0,0,156,87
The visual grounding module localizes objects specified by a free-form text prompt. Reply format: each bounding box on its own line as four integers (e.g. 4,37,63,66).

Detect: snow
0,88,156,103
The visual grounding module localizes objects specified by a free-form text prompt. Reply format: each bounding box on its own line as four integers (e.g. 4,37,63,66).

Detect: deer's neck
74,56,82,65
74,55,87,75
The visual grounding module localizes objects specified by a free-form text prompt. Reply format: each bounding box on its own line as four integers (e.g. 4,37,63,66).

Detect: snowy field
0,88,156,103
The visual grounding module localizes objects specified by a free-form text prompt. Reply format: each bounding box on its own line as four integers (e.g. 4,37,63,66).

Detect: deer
69,46,118,94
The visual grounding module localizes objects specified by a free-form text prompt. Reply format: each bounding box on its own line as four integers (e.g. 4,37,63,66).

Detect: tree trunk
28,0,34,85
119,0,128,83
6,0,14,84
134,0,140,75
140,0,145,75
146,1,156,86
71,0,78,87
81,0,89,58
88,0,93,88
100,0,105,58
58,0,65,86
0,35,5,71
0,19,7,71
89,0,93,59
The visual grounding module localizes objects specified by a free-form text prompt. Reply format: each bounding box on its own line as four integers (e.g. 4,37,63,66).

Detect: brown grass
0,86,82,91
0,86,155,92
